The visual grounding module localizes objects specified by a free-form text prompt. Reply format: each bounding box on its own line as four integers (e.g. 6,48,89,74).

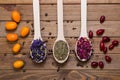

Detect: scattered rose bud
100,16,105,23
99,61,104,69
88,30,93,39
102,36,110,43
88,15,119,69
100,41,105,51
91,62,98,68
112,40,119,46
96,29,104,35
103,47,107,54
105,55,112,63
109,44,114,50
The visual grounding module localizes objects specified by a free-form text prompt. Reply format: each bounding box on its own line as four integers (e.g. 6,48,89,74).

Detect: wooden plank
0,0,112,4
0,5,120,21
0,21,33,37
0,53,120,69
0,37,120,54
0,69,120,80
109,0,120,3
0,0,120,4
0,1,120,80
1,21,120,37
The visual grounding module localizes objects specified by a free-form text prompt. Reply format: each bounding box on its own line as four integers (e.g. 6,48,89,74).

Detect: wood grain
0,5,120,21
0,53,120,69
0,37,120,54
0,0,120,4
1,21,120,37
0,70,120,80
0,0,120,80
0,0,114,4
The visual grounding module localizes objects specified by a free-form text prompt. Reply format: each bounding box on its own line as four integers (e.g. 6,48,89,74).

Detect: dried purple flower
30,39,46,63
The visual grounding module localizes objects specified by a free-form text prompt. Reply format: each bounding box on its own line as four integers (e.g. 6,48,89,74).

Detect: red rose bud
99,61,104,69
112,40,119,46
96,29,104,35
109,44,114,50
100,41,105,51
103,47,107,54
100,16,105,23
105,55,112,63
88,30,93,39
102,36,110,43
91,62,98,68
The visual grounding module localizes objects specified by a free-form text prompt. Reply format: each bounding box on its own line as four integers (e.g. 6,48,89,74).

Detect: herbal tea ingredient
54,40,68,60
88,30,93,39
105,55,112,63
6,33,18,42
5,21,17,31
100,15,105,23
96,29,104,35
90,17,119,69
91,62,98,68
13,60,24,69
20,26,30,37
4,10,30,69
77,37,92,60
11,10,21,23
30,39,46,63
12,43,21,53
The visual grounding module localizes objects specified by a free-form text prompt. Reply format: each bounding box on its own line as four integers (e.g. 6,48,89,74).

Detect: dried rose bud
88,30,93,39
96,29,104,35
103,47,107,54
102,36,110,43
109,44,114,50
91,62,98,68
99,61,104,69
100,41,105,51
100,16,105,23
112,40,119,46
105,55,112,63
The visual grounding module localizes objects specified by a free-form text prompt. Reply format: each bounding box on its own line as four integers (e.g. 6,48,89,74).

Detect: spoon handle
80,0,88,38
57,0,65,40
33,0,42,40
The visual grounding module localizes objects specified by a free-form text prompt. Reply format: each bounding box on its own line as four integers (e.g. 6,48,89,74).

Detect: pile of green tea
54,40,68,60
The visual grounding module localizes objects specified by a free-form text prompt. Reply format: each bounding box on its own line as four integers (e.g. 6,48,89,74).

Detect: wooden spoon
53,0,69,63
75,0,92,61
30,0,46,63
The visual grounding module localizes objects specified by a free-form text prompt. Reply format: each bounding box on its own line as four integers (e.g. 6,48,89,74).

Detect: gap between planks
0,54,120,69
0,5,120,21
1,21,120,37
0,37,120,54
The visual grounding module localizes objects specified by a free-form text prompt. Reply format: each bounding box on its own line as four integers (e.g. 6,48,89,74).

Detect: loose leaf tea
54,40,68,60
77,37,92,60
30,39,46,63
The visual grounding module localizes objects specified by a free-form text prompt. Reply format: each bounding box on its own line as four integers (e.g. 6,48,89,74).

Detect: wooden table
0,0,120,80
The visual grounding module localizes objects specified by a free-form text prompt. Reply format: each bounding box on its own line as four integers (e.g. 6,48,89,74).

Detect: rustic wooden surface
0,0,120,80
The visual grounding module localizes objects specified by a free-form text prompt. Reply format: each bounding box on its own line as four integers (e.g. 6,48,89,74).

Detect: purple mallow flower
30,39,46,63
